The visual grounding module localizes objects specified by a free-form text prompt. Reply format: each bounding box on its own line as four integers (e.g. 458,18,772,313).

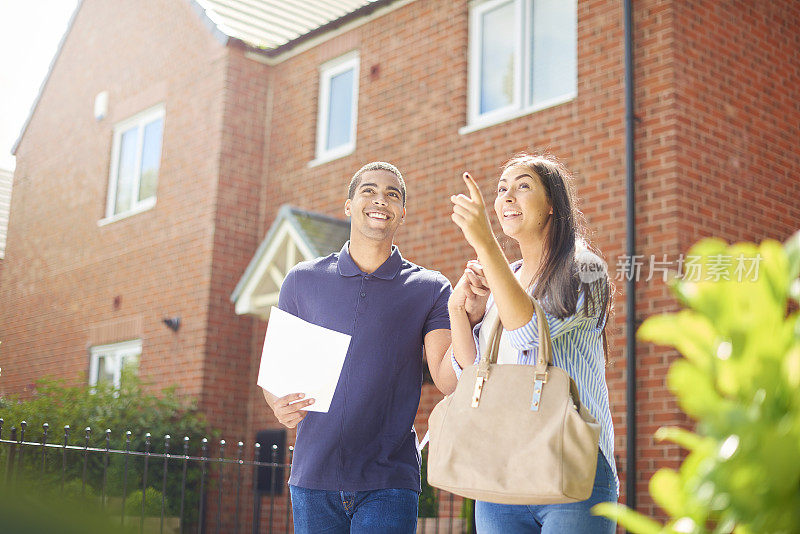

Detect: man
261,162,452,533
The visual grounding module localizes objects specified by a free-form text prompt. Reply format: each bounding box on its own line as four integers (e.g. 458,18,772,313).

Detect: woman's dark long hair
501,154,611,332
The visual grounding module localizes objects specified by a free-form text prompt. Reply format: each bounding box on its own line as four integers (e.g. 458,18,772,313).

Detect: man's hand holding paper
267,392,315,428
257,307,351,414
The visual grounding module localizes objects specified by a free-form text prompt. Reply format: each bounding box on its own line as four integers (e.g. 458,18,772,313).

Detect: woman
434,154,617,533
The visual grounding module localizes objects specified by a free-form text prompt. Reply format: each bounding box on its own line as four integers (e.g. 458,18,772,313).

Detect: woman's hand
450,171,533,331
451,173,496,255
449,261,490,326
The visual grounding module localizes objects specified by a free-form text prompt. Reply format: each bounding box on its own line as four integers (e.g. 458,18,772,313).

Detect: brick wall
198,45,272,531
628,0,686,519
200,44,269,439
673,0,800,247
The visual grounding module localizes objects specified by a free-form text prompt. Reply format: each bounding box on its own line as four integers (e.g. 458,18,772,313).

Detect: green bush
0,374,215,523
61,478,97,501
594,232,800,533
125,487,167,517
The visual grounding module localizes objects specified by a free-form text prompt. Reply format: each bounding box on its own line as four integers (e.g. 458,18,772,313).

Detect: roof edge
243,0,412,62
282,206,349,258
12,0,230,158
262,0,399,56
12,1,84,156
188,0,233,46
286,205,350,229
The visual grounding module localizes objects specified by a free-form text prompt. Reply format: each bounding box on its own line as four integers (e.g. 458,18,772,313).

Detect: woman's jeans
289,485,419,534
475,450,618,534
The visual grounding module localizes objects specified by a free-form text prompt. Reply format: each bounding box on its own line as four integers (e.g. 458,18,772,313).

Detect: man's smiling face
345,170,406,243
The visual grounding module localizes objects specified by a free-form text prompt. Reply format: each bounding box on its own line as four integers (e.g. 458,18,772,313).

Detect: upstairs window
313,52,359,165
105,106,164,220
467,0,577,130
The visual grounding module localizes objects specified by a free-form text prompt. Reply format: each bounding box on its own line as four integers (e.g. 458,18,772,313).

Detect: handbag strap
472,296,554,409
477,296,554,374
530,298,553,373
473,295,598,414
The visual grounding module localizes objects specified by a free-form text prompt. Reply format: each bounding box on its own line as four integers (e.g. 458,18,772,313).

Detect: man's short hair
348,162,406,206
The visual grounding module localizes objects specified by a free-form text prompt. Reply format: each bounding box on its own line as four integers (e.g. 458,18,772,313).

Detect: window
465,0,577,131
104,106,164,220
312,52,359,165
89,340,141,389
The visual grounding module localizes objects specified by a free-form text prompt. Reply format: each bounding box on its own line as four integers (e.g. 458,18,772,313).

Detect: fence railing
0,419,471,534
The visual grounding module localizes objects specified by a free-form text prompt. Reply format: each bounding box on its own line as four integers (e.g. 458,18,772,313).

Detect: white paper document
257,307,351,413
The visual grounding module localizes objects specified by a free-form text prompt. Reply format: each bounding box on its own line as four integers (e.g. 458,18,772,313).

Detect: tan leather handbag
427,297,601,505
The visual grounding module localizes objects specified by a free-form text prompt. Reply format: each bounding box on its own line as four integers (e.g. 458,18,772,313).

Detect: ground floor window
89,339,141,388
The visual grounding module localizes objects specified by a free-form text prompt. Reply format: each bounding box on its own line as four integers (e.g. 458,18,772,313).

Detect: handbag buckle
530,373,548,411
471,376,485,408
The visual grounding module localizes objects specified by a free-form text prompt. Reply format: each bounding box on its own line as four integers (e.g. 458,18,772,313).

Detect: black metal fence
0,419,471,534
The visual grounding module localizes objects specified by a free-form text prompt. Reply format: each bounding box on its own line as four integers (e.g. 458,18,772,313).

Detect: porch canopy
231,205,349,319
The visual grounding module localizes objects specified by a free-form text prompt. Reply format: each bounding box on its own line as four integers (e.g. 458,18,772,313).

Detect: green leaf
757,240,789,306
655,427,702,451
786,231,800,304
784,346,800,388
668,360,722,419
639,311,717,369
591,503,664,534
687,238,730,259
650,469,686,517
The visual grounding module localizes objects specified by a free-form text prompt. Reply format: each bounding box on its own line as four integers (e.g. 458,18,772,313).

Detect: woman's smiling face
494,164,553,240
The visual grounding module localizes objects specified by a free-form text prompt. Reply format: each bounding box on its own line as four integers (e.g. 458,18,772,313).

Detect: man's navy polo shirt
277,242,451,492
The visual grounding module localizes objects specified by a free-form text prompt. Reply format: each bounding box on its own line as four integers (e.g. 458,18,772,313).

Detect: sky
0,0,80,171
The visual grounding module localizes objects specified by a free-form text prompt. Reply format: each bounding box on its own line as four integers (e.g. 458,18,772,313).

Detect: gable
232,205,349,319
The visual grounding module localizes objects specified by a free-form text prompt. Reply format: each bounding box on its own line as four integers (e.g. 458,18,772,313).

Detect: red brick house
1,0,798,530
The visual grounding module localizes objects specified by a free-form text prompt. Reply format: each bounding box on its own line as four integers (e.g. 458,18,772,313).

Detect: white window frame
100,105,165,225
88,339,141,389
462,0,577,135
310,51,360,167
467,0,524,126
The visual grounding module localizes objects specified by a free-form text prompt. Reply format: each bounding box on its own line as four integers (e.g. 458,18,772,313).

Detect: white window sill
98,197,156,226
459,92,577,136
308,145,355,168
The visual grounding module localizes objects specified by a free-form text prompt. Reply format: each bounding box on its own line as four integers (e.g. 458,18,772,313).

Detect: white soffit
195,0,381,49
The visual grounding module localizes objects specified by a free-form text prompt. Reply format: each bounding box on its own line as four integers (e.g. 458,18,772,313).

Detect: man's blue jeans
475,450,618,533
289,485,419,534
